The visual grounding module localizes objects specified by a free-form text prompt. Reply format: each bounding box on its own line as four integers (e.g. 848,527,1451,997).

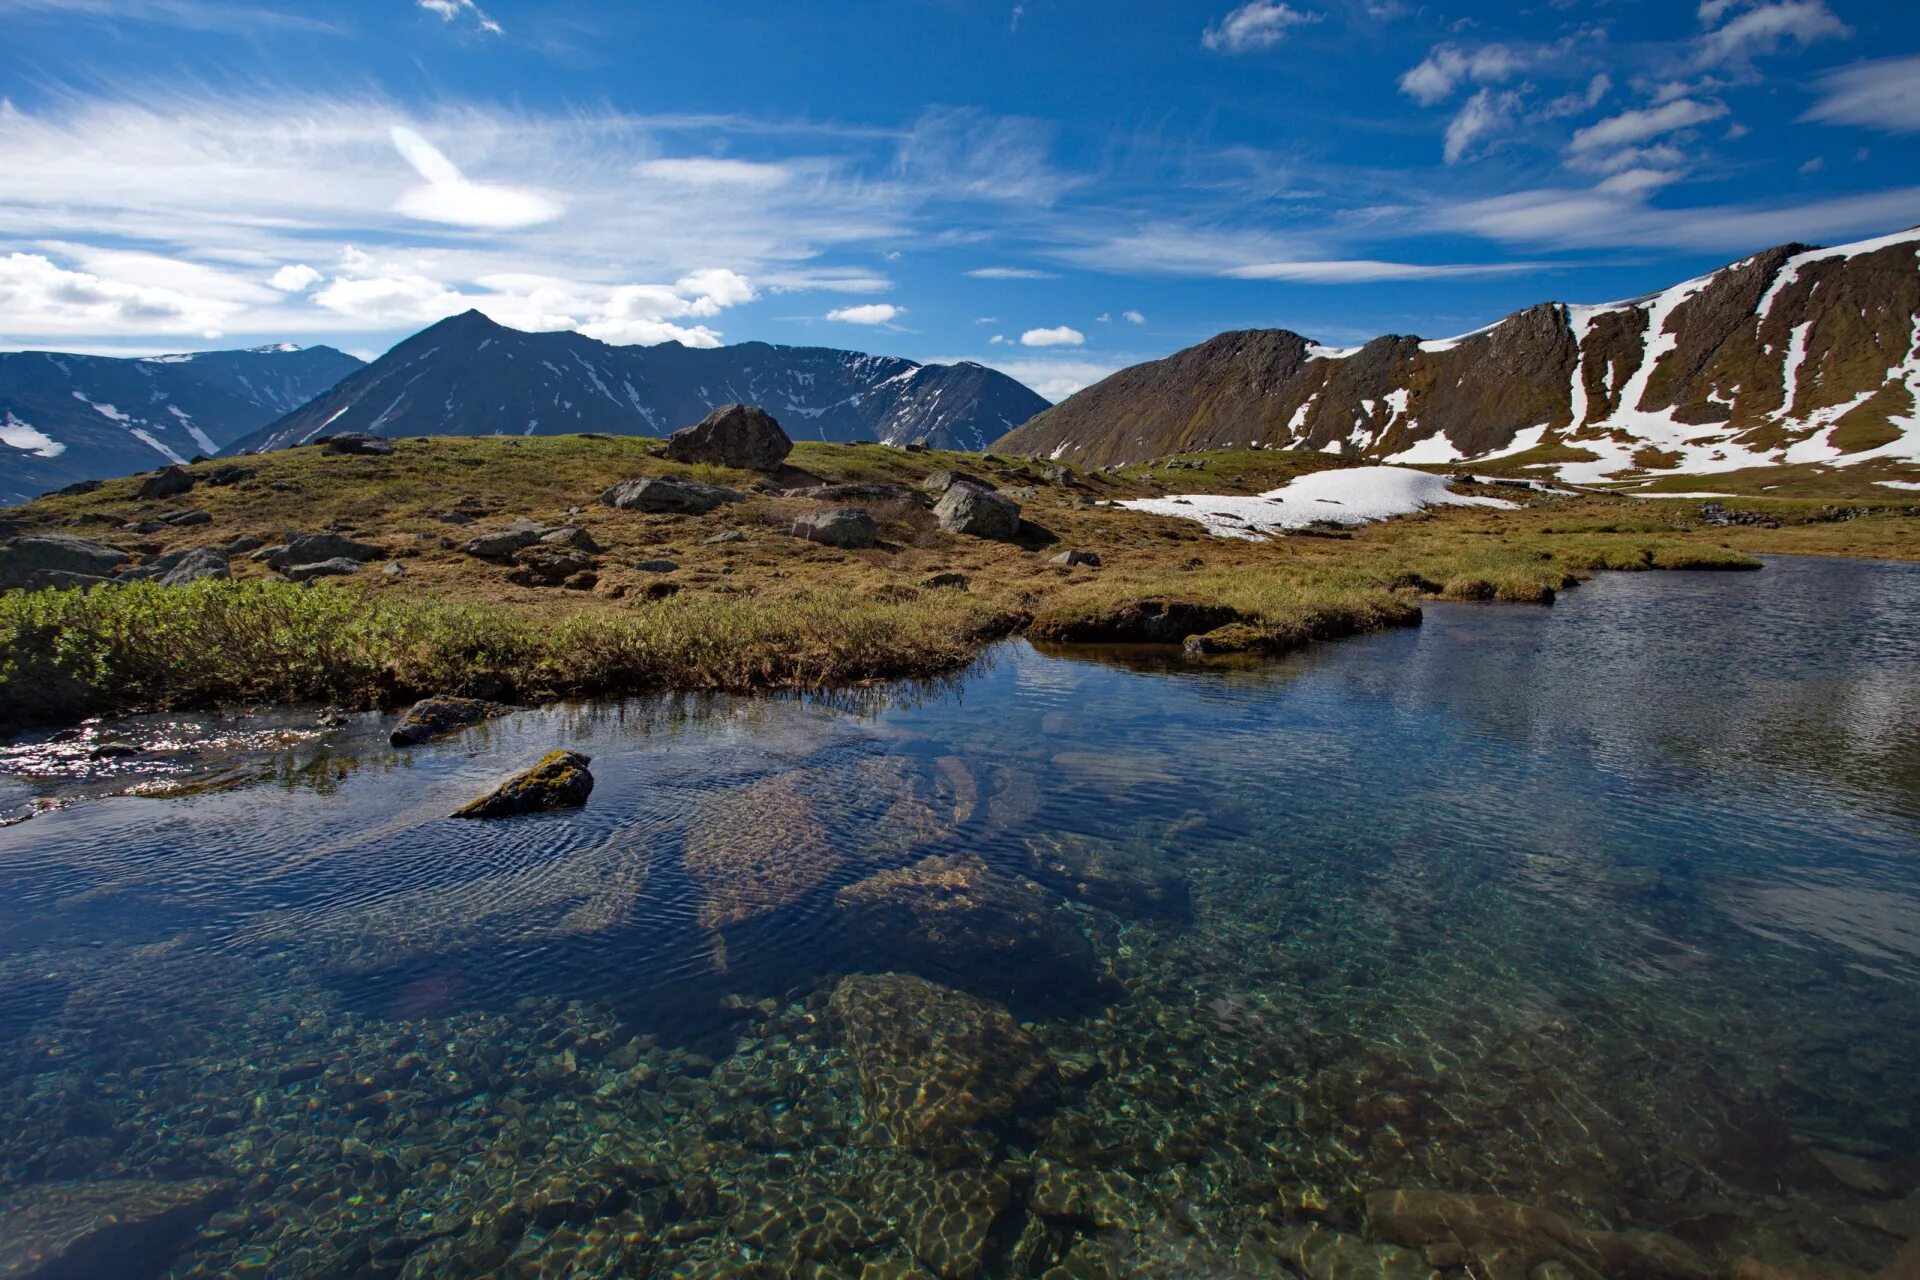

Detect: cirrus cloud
1202,1,1319,54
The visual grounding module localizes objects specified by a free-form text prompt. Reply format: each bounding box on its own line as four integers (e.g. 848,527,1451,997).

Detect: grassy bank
2,434,1908,732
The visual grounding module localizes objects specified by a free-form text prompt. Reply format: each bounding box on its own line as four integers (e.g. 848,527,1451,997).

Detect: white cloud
1225,258,1542,281
1202,1,1319,54
825,303,902,324
1399,43,1531,106
1122,309,1145,324
269,263,321,292
977,357,1117,401
637,157,793,189
0,250,241,336
1801,55,1920,134
966,266,1057,279
417,0,500,35
390,126,564,229
1020,325,1085,347
1444,88,1524,164
1567,99,1728,157
1695,0,1848,68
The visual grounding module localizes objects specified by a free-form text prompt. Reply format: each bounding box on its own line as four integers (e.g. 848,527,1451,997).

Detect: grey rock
204,464,252,487
539,525,603,553
634,559,680,573
250,544,285,563
793,506,878,549
284,557,364,582
464,527,546,561
508,547,596,587
158,548,230,587
702,529,746,545
136,466,195,499
934,483,1022,540
319,432,395,456
662,403,792,470
923,469,990,494
265,533,384,569
160,509,211,527
1042,465,1074,485
1048,549,1101,567
224,535,265,555
921,572,969,590
0,533,131,589
599,476,742,514
787,482,919,503
390,695,509,746
382,561,408,580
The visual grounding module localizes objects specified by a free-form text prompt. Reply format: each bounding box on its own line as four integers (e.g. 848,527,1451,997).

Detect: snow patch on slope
1117,465,1515,541
0,412,64,458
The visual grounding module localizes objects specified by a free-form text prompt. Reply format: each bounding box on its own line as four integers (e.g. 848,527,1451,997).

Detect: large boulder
830,973,1056,1160
924,470,991,495
508,547,597,587
793,506,878,549
264,533,384,570
453,749,594,818
157,547,230,587
464,521,550,562
599,476,742,515
934,483,1021,540
0,534,130,589
662,403,792,470
135,465,195,499
390,695,510,746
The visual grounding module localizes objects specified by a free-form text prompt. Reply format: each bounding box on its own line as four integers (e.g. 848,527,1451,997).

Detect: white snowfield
1117,465,1517,541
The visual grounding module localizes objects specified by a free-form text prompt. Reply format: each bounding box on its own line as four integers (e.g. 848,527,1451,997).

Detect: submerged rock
0,1176,232,1280
453,749,594,818
390,695,510,746
683,774,838,929
663,403,793,471
599,476,742,515
835,853,1097,987
1365,1189,1713,1280
1272,1227,1437,1280
933,483,1021,540
1023,832,1189,920
829,972,1056,1159
869,1161,1021,1279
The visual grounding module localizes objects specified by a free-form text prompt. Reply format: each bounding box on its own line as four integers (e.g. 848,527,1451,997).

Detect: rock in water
683,774,839,929
934,483,1021,540
453,750,594,818
792,506,878,549
135,465,195,499
1273,1227,1437,1280
156,547,230,587
599,476,742,515
662,403,792,470
0,1176,232,1280
829,972,1056,1159
390,695,510,746
0,534,131,589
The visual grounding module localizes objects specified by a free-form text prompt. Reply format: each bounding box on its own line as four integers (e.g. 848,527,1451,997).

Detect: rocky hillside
237,310,1048,456
0,344,364,505
995,226,1920,483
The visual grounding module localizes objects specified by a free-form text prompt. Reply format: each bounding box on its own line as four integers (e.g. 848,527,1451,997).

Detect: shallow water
1,555,1917,1278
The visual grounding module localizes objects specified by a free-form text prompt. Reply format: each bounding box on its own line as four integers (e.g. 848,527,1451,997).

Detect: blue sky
1,0,1916,399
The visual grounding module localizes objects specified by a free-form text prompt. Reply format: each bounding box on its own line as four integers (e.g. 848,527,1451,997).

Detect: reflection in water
0,556,1916,1278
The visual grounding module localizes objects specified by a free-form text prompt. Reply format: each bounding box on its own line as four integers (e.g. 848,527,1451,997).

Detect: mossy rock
1181,621,1272,656
453,749,594,818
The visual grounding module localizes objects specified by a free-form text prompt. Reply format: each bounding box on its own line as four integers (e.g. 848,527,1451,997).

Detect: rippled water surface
2,556,1917,1279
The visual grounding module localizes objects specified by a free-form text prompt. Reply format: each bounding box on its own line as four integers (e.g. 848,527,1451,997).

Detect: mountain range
0,344,365,504
236,310,1049,456
994,225,1920,484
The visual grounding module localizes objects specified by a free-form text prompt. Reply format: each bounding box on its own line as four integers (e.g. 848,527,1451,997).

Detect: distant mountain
994,226,1920,483
237,311,1049,456
0,344,364,504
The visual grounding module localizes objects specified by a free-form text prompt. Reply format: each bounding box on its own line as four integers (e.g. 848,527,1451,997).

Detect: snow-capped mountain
0,344,364,504
237,310,1049,455
995,225,1920,483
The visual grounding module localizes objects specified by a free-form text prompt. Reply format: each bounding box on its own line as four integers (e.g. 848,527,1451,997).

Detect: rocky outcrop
599,476,742,515
994,225,1920,481
156,547,230,587
452,749,594,818
319,432,394,456
390,695,510,746
793,506,878,549
663,403,793,470
829,972,1056,1160
264,533,383,570
135,465,196,499
934,484,1021,540
0,533,130,589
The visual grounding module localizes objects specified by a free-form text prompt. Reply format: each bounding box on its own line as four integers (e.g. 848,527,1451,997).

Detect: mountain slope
0,344,364,504
994,226,1920,483
237,312,1049,455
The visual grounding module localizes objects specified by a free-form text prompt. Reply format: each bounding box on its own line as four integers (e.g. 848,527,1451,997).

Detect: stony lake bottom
0,555,1917,1280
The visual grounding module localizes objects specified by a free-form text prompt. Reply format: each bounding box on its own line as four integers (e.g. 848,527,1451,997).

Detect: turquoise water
1,556,1916,1278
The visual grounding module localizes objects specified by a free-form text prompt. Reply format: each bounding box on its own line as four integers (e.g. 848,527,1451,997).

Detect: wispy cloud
389,126,564,229
1801,55,1920,134
1225,258,1544,282
1694,0,1848,69
1202,1,1319,54
966,266,1057,279
417,0,500,36
0,0,337,32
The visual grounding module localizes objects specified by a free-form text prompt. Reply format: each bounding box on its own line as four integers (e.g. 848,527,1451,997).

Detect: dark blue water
0,556,1916,1278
